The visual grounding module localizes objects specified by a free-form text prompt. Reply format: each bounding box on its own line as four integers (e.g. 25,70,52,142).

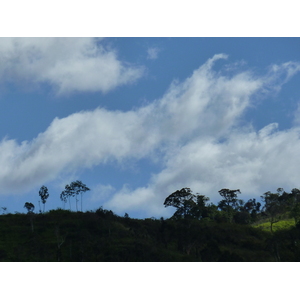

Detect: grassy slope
253,218,296,232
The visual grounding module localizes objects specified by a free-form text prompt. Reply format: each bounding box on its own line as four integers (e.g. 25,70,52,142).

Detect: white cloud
107,123,300,217
0,37,144,95
147,47,160,60
0,54,300,217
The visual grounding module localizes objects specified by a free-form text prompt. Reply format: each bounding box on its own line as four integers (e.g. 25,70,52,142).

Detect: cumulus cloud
107,123,300,217
0,37,144,95
0,54,300,217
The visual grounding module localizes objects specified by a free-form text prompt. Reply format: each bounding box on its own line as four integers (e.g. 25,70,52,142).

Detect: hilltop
0,206,299,262
1,186,300,261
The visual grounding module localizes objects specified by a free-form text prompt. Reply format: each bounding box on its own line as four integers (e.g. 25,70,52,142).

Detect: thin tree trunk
271,221,274,233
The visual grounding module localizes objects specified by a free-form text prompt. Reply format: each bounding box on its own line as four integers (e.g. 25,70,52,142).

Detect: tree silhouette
290,188,300,224
60,185,74,210
24,202,35,232
164,188,209,220
70,181,90,212
60,181,90,211
39,185,49,213
242,198,261,222
60,190,68,209
218,188,243,223
24,202,35,213
261,188,288,232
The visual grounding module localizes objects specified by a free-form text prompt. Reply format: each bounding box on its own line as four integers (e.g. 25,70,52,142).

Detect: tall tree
243,198,261,214
60,181,90,211
191,194,210,219
70,182,79,211
164,188,196,219
78,181,90,212
164,188,209,220
218,188,243,223
64,184,74,210
39,185,49,213
24,202,35,232
242,198,261,222
290,188,300,224
60,190,68,209
24,202,35,213
60,185,74,210
261,188,286,233
70,181,90,212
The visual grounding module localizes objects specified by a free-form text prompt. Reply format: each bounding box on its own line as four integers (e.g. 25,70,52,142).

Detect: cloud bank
0,54,300,216
0,37,144,95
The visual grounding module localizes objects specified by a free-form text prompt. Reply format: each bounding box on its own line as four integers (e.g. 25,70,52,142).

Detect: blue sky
0,37,300,218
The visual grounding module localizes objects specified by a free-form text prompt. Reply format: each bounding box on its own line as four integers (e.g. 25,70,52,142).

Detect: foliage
218,188,243,223
0,208,277,262
39,185,49,213
289,188,300,223
60,180,90,211
24,202,35,214
2,185,300,261
163,188,209,220
1,203,300,261
70,180,90,212
261,188,291,232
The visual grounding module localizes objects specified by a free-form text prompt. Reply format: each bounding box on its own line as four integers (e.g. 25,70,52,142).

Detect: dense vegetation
1,186,300,261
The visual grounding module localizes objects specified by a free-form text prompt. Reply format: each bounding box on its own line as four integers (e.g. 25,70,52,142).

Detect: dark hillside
2,186,300,261
1,207,299,262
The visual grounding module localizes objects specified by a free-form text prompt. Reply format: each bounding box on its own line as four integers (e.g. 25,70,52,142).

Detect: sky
0,37,300,218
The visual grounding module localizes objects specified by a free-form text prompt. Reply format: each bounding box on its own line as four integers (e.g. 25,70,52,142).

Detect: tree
70,181,90,212
202,203,219,221
24,202,35,232
164,188,209,220
24,202,35,213
242,198,261,222
60,190,68,209
261,188,287,233
243,198,261,214
218,188,243,223
191,194,210,219
60,181,90,211
290,188,300,224
39,185,49,213
69,182,79,211
60,184,74,210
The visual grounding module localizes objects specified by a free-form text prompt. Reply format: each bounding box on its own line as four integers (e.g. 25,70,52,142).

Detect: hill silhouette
1,186,300,261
